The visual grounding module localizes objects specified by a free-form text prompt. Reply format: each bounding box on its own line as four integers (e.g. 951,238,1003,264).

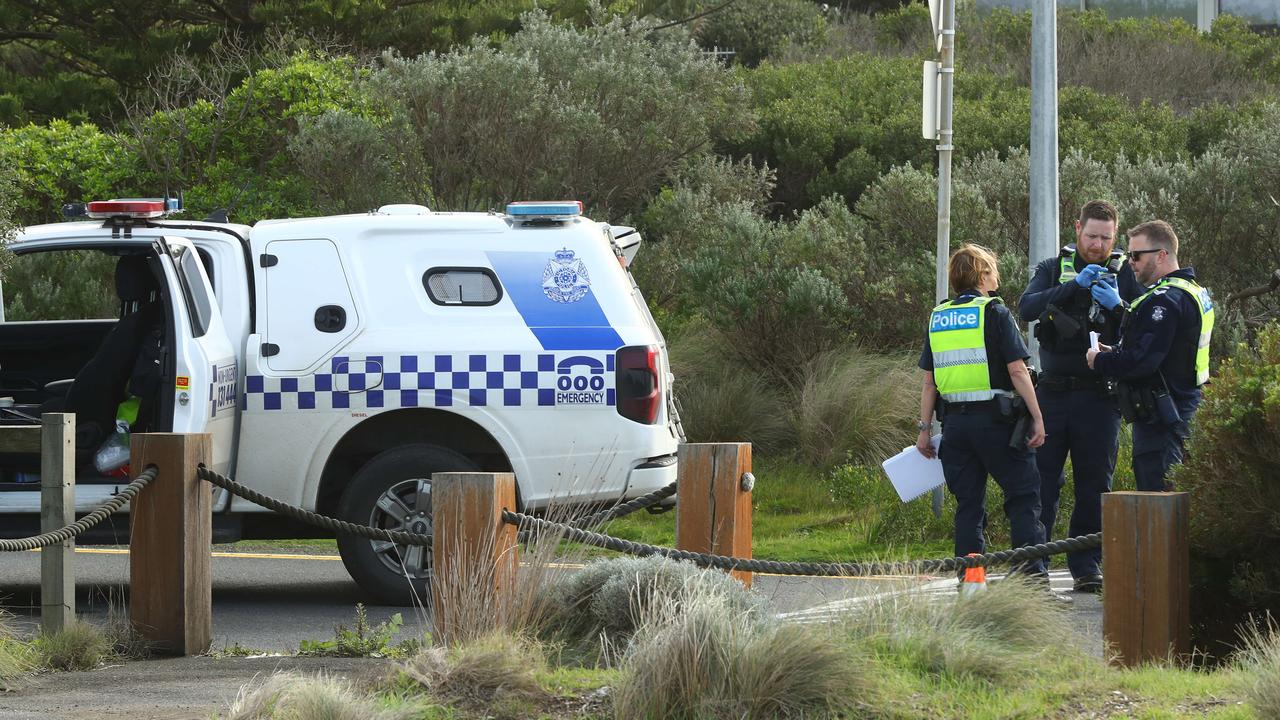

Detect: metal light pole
924,0,956,519
1028,0,1060,368
935,0,955,308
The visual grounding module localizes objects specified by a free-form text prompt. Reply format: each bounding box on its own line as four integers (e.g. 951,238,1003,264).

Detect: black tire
336,443,477,605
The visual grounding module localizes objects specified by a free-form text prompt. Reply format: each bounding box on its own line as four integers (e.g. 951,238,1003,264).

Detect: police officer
917,244,1049,583
1087,220,1213,490
1018,200,1141,595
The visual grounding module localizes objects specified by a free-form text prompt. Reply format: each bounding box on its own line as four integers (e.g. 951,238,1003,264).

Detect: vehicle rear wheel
336,443,477,605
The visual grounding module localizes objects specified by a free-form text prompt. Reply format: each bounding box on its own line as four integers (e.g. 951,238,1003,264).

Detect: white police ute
0,199,679,604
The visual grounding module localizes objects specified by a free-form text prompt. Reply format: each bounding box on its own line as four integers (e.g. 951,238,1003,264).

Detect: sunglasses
1128,248,1163,259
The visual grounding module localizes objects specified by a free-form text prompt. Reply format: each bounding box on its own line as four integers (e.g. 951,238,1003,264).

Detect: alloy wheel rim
367,477,432,580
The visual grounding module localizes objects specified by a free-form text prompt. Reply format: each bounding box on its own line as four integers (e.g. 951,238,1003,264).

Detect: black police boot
1073,574,1104,594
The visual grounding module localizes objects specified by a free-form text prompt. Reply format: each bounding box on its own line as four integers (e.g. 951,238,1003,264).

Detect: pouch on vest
1116,382,1157,424
1043,302,1083,343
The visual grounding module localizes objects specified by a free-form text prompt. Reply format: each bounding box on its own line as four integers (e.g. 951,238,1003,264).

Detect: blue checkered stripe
243,353,617,412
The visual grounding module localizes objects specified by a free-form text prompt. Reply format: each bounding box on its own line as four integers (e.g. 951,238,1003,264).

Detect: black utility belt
1038,375,1111,392
943,399,1000,414
939,395,1023,418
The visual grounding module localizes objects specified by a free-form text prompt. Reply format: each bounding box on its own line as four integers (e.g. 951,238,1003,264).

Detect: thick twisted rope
196,466,432,547
503,509,1101,577
567,481,677,529
0,466,158,552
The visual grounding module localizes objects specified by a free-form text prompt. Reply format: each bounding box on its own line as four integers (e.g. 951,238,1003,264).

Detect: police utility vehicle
0,199,679,603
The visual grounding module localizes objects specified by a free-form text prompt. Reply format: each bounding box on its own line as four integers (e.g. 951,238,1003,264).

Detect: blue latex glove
1074,264,1105,288
1091,277,1123,310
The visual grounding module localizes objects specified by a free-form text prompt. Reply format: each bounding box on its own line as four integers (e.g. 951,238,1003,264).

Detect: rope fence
193,466,1100,578
0,466,158,552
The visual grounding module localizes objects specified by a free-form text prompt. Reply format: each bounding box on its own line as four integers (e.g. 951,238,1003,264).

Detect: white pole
935,0,955,308
1197,0,1217,33
931,0,956,519
1029,0,1060,369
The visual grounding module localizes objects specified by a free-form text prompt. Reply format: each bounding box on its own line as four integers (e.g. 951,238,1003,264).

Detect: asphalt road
0,546,1014,652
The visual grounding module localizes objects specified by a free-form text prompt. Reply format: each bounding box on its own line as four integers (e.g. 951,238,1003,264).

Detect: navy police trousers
1035,386,1120,580
1132,414,1194,492
939,410,1047,576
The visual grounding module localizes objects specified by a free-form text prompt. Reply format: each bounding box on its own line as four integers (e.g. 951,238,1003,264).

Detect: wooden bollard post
1102,491,1190,666
431,472,519,640
40,413,75,635
129,433,212,655
676,443,753,588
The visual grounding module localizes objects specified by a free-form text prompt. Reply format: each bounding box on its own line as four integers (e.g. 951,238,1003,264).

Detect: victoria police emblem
542,248,591,303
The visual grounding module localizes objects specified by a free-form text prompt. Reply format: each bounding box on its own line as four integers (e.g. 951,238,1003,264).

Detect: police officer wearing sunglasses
1087,220,1214,491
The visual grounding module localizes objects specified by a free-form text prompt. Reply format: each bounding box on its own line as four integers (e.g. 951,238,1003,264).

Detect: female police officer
915,244,1049,581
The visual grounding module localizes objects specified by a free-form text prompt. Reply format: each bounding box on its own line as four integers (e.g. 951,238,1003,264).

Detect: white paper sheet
881,434,945,503
1089,331,1100,351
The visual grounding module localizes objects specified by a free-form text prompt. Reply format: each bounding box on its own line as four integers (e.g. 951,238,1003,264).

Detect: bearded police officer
917,244,1050,585
1087,220,1213,491
1018,200,1140,594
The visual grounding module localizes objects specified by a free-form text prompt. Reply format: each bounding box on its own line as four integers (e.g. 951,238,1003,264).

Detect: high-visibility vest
1129,276,1214,386
1058,246,1127,285
928,295,1012,402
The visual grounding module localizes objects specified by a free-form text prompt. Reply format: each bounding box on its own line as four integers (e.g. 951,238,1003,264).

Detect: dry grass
1232,618,1280,717
399,633,545,708
542,555,766,664
32,620,114,671
791,348,918,467
0,610,32,691
841,574,1084,684
227,672,409,720
612,569,870,720
428,492,595,648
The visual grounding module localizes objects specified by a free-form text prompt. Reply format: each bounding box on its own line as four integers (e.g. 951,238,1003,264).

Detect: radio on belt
2,196,681,606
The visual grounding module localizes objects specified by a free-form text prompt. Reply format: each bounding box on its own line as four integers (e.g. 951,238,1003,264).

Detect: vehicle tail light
616,345,660,424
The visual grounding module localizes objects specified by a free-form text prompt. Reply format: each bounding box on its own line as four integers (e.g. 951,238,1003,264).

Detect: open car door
155,237,238,475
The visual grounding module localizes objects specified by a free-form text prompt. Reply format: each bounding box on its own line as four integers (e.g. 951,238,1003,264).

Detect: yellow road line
49,548,932,579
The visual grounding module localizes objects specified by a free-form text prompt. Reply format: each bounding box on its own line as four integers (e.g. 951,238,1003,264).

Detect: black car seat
59,255,163,466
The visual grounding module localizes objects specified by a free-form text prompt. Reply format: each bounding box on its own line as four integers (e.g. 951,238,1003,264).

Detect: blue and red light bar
85,197,182,219
506,201,583,219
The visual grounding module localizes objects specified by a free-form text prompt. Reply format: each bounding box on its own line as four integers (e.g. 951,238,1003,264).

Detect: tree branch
643,0,739,33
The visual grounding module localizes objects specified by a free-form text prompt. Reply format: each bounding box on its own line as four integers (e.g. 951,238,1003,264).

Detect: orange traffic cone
960,553,987,596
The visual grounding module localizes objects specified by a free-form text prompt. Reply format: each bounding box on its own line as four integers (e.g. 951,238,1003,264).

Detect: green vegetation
30,620,114,671
0,611,32,691
1175,322,1280,656
5,0,1280,679
298,604,417,658
216,558,1264,719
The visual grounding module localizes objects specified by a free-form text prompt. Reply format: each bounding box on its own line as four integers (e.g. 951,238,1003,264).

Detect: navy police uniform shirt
919,290,1030,392
1018,251,1142,378
1093,267,1204,414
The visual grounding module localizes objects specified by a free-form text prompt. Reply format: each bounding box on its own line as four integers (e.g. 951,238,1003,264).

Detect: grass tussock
670,323,918,465
33,620,114,671
227,672,409,720
0,610,32,690
400,632,545,710
842,575,1084,685
791,348,917,467
543,555,766,663
613,569,870,720
1232,619,1280,716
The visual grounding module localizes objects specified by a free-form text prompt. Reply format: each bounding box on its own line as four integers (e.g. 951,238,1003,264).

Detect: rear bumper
625,453,678,499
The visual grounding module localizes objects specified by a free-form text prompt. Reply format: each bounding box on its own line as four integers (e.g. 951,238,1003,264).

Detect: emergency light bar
506,201,583,220
85,197,182,219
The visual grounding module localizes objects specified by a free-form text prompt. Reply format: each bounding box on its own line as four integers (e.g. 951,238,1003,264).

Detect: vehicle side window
172,245,213,338
1,250,118,321
422,267,502,306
